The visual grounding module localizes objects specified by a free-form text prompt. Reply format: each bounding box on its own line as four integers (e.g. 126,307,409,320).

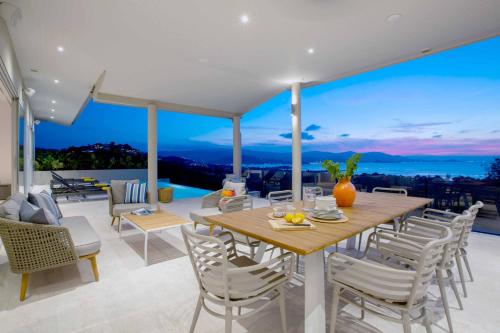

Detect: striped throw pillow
124,182,147,204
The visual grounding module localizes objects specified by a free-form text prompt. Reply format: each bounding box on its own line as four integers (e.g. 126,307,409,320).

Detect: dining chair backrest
219,195,253,213
372,223,451,305
303,186,323,197
459,202,482,249
372,187,408,196
268,190,293,205
181,225,235,302
181,225,293,307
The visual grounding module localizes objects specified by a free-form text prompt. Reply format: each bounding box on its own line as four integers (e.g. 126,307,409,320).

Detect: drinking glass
303,187,317,211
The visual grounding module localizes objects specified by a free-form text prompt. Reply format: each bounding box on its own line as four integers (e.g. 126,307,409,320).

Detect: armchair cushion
112,203,151,216
124,182,147,203
111,179,139,204
19,200,59,225
0,198,21,220
59,216,101,256
28,191,62,219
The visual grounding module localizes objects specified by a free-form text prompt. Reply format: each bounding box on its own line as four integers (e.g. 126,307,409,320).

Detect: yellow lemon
284,213,294,223
295,212,305,219
291,216,304,224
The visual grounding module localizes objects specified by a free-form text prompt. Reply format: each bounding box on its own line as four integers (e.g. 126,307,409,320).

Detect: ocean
244,158,495,179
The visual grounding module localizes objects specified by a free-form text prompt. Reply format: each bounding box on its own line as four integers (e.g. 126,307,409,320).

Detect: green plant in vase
322,153,361,207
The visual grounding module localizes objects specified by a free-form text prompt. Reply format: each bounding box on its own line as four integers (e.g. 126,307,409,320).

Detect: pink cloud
306,138,500,156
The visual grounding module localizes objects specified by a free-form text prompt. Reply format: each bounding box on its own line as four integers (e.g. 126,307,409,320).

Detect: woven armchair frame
0,217,78,274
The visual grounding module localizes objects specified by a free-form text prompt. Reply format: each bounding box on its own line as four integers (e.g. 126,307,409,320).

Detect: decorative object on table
322,153,361,207
131,208,152,216
158,187,173,203
221,189,235,197
307,208,349,223
271,202,296,218
315,196,337,211
268,219,316,230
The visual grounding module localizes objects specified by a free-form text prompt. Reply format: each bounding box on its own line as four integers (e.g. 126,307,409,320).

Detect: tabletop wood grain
204,192,432,255
122,210,186,232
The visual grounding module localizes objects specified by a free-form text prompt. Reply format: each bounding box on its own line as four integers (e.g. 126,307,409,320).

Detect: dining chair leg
193,222,198,230
329,285,340,333
422,306,433,333
356,232,363,252
360,298,365,319
111,216,116,226
209,224,215,236
436,270,454,333
189,294,203,333
402,312,412,333
88,255,99,281
462,250,474,281
225,307,233,333
447,269,463,310
455,253,467,297
279,286,287,333
296,255,300,273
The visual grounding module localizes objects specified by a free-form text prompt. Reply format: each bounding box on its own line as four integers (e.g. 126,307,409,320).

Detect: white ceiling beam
93,92,236,119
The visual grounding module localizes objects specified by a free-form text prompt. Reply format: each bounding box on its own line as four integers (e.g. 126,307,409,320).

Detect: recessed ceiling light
54,79,59,84
386,13,402,23
30,68,39,73
240,14,249,24
51,108,55,112
50,115,54,119
307,48,315,54
51,100,56,104
198,58,208,63
421,48,432,54
57,46,64,52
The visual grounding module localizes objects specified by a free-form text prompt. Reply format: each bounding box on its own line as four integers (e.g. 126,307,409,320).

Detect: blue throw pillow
124,183,147,204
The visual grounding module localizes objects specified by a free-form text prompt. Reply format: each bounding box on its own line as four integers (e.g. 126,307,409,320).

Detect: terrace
1,1,500,333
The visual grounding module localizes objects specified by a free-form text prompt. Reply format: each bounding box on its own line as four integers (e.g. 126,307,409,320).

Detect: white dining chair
420,201,483,297
356,187,408,252
218,195,261,258
328,224,451,333
367,213,471,333
268,190,294,204
181,226,294,333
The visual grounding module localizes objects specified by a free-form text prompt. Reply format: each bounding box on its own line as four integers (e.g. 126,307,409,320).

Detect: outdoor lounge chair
50,171,104,200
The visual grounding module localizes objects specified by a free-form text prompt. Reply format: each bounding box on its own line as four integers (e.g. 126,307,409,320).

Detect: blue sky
35,36,500,156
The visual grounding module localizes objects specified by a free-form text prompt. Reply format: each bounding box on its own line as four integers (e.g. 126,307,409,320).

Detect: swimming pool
158,180,211,199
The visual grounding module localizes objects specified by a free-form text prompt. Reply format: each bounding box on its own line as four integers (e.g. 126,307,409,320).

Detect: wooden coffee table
120,210,187,265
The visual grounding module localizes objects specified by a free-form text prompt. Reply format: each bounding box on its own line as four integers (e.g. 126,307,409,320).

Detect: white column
23,105,33,195
232,115,242,178
291,82,302,201
11,99,19,195
147,104,158,207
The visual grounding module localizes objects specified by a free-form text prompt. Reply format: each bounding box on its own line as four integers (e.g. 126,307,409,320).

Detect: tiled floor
1,198,499,333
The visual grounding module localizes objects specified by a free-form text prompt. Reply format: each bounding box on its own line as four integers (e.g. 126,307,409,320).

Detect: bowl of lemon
284,212,306,224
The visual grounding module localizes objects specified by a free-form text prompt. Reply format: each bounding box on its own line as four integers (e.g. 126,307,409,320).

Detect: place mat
306,214,349,224
268,219,316,231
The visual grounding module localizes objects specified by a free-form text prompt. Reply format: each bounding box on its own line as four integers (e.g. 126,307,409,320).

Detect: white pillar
23,105,33,195
147,104,158,207
291,82,302,201
232,115,242,178
11,99,19,195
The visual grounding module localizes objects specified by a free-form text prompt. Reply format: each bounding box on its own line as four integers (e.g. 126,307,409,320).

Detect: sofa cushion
59,216,101,257
41,190,63,218
113,203,151,216
19,200,59,225
124,182,147,204
111,179,139,204
0,198,21,220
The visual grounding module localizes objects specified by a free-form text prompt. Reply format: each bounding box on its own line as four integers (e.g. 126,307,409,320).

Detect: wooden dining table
203,191,432,333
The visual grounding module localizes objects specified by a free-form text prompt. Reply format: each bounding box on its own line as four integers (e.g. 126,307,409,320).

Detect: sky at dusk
35,37,500,156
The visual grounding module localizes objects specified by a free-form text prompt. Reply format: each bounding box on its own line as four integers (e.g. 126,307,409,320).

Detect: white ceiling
2,0,500,125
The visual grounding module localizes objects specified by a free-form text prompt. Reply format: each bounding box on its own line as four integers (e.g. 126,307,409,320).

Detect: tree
487,158,500,180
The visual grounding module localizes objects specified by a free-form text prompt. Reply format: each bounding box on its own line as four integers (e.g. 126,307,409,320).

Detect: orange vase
333,177,356,207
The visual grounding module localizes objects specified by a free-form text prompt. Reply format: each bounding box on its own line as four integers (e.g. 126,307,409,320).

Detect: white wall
19,169,148,186
0,85,12,185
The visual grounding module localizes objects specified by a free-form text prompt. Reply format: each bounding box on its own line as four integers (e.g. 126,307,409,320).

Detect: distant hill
158,148,409,164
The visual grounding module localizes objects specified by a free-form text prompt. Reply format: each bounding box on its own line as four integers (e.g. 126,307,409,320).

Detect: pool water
158,181,211,199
